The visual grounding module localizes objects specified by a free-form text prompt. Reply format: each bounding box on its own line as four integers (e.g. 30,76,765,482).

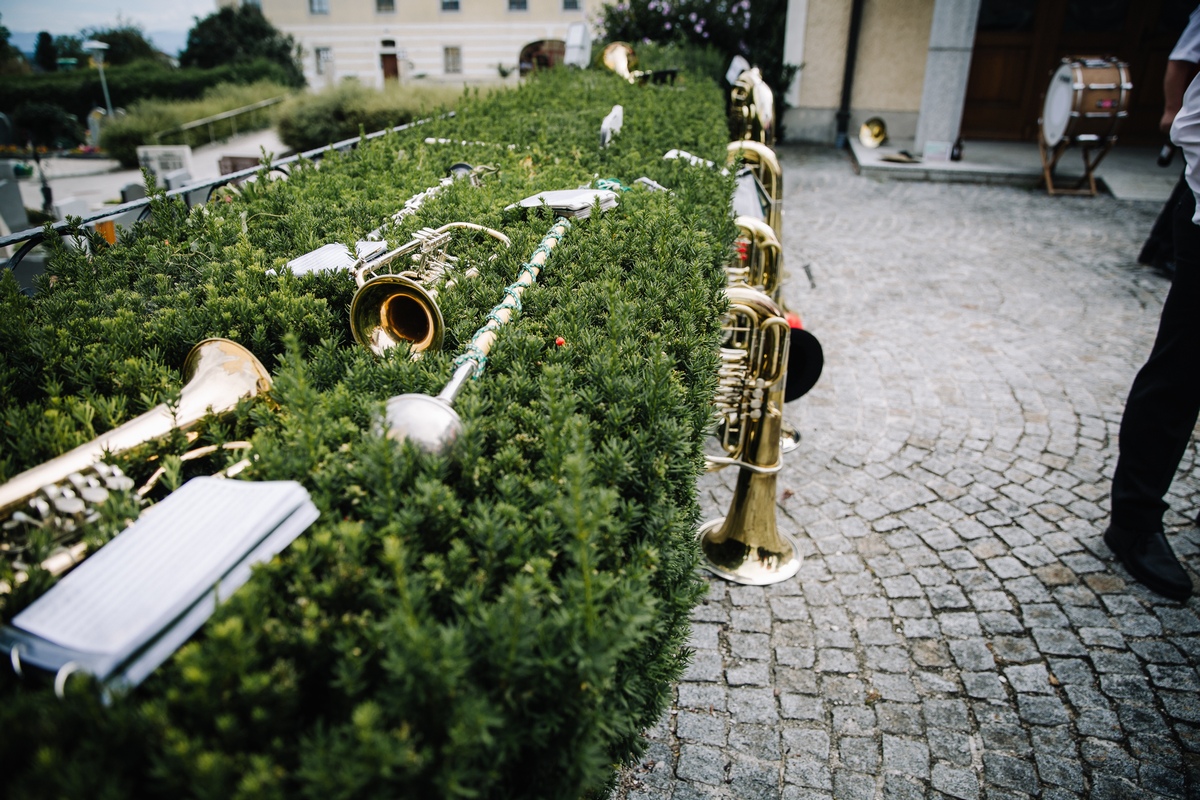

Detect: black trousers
1111,185,1200,532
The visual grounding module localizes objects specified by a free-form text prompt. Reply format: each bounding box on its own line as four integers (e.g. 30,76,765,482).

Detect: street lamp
83,40,114,118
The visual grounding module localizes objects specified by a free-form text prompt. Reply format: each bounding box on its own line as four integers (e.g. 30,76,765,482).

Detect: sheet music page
13,478,311,657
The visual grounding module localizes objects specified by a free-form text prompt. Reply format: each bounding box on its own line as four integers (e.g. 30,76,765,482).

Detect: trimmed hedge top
0,67,736,799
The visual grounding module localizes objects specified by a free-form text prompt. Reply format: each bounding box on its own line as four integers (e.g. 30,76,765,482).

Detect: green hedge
276,81,467,153
0,66,735,799
0,58,305,124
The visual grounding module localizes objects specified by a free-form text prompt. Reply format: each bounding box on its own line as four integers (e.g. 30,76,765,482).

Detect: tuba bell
701,286,801,585
0,339,272,523
349,222,510,357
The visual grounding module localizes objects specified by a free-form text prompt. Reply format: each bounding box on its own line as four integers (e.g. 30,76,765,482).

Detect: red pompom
555,336,566,347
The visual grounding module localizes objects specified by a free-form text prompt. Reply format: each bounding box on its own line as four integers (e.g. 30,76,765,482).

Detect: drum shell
1041,58,1130,147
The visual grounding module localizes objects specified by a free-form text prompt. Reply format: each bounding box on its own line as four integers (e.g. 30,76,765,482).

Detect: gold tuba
728,215,784,304
728,140,783,238
349,222,510,357
0,339,272,522
701,286,801,585
730,66,775,146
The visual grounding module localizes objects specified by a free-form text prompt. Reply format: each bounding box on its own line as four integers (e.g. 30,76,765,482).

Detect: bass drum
1041,57,1131,147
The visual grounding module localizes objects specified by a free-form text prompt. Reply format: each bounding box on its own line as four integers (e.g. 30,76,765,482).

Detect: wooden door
961,0,1193,144
381,53,399,82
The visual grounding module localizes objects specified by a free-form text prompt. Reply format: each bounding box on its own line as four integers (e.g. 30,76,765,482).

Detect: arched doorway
519,40,566,77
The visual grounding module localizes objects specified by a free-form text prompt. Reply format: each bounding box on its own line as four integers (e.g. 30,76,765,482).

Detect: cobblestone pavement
616,145,1200,799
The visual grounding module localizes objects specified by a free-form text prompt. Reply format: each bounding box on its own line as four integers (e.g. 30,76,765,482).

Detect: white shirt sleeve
1170,71,1200,223
1171,6,1200,63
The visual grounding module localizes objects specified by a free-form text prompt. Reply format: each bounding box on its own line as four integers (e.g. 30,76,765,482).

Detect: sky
0,0,216,55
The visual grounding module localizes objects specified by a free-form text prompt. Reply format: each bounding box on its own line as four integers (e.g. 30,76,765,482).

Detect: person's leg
1107,187,1200,599
1138,173,1187,276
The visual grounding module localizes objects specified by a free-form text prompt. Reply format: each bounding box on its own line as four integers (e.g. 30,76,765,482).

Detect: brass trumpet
601,42,678,85
0,338,272,524
730,66,776,146
701,286,800,585
349,222,511,357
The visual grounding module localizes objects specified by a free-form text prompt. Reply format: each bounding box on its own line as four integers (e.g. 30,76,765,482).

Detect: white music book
0,477,319,696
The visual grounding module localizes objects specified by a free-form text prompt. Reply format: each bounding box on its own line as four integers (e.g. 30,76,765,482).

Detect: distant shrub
102,81,294,167
0,58,304,125
276,81,467,152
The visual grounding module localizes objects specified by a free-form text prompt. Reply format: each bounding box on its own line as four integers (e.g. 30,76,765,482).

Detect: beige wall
787,0,935,142
260,0,592,86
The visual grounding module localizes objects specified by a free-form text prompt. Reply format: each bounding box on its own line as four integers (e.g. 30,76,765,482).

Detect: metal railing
151,96,287,146
0,114,451,264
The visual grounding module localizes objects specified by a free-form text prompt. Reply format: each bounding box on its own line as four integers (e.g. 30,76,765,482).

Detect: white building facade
257,0,596,88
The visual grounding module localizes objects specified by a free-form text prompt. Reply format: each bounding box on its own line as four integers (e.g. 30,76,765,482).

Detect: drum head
1042,64,1074,147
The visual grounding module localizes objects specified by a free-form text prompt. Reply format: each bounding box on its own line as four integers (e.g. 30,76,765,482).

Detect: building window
444,46,462,74
381,39,396,48
508,0,527,10
563,0,580,8
441,0,460,9
377,0,395,10
309,0,329,14
315,47,333,74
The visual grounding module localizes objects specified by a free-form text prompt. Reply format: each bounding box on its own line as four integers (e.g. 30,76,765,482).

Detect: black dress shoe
1104,525,1193,602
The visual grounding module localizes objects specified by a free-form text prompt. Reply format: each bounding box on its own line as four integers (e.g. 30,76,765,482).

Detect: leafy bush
102,81,294,167
276,81,468,152
0,67,736,798
0,58,304,125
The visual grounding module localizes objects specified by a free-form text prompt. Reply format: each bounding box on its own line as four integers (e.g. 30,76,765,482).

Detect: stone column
914,0,982,157
783,0,810,110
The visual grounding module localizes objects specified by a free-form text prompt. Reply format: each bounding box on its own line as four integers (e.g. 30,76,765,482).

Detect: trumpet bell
383,393,463,455
350,275,445,357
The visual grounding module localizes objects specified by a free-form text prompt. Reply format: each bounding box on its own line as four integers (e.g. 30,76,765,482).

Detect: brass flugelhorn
730,66,775,146
349,222,511,357
701,286,801,585
0,339,272,523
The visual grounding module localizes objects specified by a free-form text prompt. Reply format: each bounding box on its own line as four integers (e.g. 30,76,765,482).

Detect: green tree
83,22,163,66
13,101,81,148
181,6,305,87
53,34,86,69
599,0,797,119
0,14,29,76
34,32,56,72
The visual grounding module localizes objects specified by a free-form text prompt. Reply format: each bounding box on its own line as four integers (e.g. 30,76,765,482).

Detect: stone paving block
871,673,919,702
949,640,996,671
1016,694,1070,726
677,710,728,747
726,662,771,686
683,651,724,682
679,682,727,711
1129,640,1187,664
729,687,779,725
1004,664,1053,694
931,762,980,800
984,751,1039,792
938,612,984,638
729,723,781,761
980,611,1026,634
677,743,727,785
962,671,1008,700
784,755,831,791
1031,627,1088,656
1005,576,1053,603
903,618,940,638
831,770,876,800
730,608,771,633
1113,611,1166,638
780,694,823,721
